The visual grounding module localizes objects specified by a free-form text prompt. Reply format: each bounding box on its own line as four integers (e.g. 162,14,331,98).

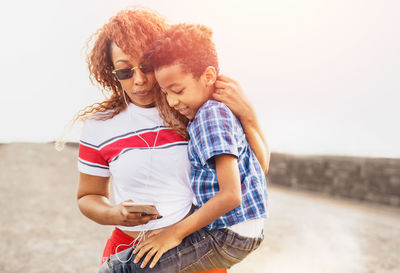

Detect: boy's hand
146,227,168,238
132,227,183,268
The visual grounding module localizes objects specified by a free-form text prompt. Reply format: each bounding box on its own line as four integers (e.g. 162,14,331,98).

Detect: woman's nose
133,69,146,85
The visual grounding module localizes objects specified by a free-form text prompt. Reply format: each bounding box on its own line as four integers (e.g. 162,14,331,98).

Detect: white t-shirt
78,103,194,232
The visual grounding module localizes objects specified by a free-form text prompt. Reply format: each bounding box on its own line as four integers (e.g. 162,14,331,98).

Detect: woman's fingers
214,79,234,90
213,76,252,120
129,217,153,225
126,212,154,220
217,74,238,84
124,212,140,219
214,78,244,101
214,82,231,98
121,213,155,226
212,92,223,101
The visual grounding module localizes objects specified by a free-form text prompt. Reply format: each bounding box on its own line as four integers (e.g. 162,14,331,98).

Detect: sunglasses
112,63,153,80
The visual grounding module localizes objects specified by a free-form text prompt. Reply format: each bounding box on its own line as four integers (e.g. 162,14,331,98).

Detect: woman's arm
77,173,157,226
213,75,270,174
131,154,241,268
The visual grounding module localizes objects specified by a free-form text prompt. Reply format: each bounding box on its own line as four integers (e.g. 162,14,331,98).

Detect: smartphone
122,202,160,215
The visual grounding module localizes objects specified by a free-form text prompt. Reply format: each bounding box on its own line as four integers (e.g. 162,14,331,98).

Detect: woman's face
111,43,157,107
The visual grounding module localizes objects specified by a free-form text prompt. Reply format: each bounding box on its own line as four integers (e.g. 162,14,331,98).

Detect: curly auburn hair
144,24,219,135
72,7,189,139
144,24,219,78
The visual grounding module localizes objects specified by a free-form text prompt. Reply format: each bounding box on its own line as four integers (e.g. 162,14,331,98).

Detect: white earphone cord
115,100,161,263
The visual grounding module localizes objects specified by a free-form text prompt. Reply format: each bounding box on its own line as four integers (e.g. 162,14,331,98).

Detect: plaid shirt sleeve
190,102,240,167
188,100,268,229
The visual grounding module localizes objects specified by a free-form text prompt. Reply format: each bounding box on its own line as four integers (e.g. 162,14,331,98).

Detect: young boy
99,24,268,273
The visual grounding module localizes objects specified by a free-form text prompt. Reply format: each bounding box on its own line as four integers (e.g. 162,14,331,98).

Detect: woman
76,7,269,273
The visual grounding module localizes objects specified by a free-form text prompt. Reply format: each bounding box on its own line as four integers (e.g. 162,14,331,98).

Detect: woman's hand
213,74,254,122
212,75,270,173
77,173,158,226
111,200,159,227
132,226,183,269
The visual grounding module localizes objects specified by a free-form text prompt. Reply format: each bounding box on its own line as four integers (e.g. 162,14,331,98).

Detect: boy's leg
99,228,263,273
100,228,212,273
100,226,225,272
180,228,263,273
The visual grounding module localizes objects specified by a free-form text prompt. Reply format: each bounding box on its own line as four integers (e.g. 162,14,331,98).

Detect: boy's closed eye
171,89,184,95
161,88,184,95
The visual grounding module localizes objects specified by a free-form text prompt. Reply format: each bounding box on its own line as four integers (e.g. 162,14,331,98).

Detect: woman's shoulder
80,111,126,144
82,113,113,130
83,107,128,125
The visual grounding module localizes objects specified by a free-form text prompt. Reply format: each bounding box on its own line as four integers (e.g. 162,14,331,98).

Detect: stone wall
268,153,400,207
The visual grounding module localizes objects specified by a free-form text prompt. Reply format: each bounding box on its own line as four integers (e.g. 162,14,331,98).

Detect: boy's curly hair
145,24,219,78
144,24,219,135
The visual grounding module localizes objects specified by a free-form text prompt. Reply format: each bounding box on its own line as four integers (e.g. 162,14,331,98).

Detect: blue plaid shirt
187,100,268,230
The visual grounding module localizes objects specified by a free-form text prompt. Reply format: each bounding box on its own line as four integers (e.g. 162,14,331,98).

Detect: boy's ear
201,66,217,86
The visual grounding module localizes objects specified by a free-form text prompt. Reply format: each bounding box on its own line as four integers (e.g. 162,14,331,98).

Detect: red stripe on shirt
79,143,109,167
101,128,187,163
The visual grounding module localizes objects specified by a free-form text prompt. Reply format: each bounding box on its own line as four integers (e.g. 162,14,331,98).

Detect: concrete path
1,143,399,272
231,186,400,273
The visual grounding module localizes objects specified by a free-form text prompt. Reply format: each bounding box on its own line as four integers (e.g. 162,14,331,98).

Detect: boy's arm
132,154,242,268
170,154,242,237
213,75,270,174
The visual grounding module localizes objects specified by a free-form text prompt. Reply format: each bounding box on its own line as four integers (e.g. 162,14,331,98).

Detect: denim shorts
99,227,264,273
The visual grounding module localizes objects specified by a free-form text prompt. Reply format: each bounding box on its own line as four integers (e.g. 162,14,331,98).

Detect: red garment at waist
102,227,227,273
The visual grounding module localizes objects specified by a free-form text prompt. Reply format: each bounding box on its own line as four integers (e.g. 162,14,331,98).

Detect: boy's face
155,63,212,120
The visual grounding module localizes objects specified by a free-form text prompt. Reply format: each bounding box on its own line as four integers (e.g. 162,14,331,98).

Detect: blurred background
0,0,399,272
1,0,399,157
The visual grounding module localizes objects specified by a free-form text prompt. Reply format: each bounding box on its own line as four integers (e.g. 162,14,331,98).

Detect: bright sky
1,0,399,158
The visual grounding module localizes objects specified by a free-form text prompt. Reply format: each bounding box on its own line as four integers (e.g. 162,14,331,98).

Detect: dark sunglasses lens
140,64,153,73
115,69,133,80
